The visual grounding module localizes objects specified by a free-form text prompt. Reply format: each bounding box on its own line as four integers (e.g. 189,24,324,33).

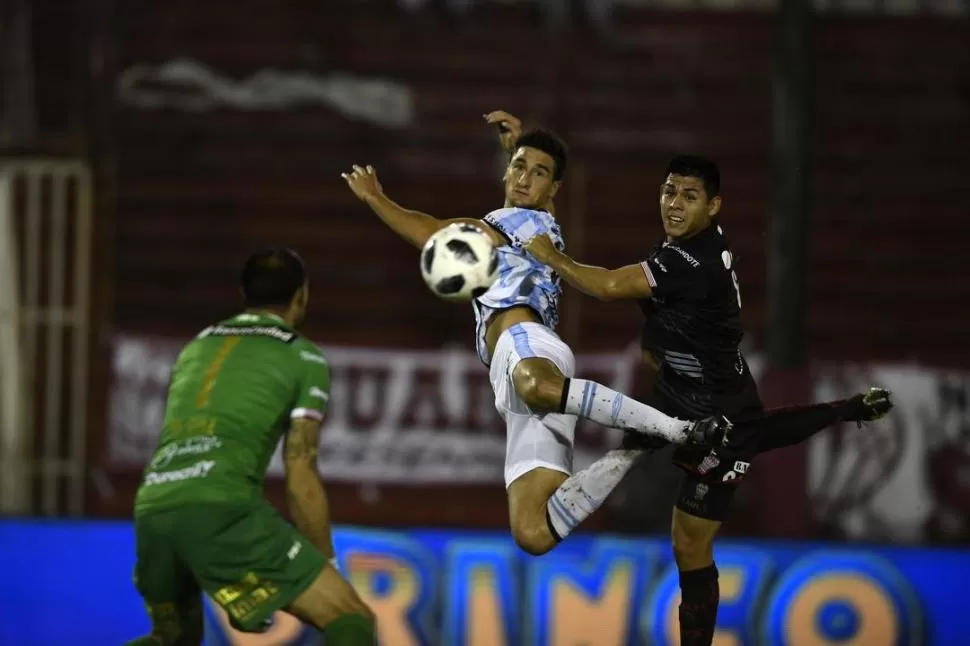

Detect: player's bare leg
505,357,698,553
671,508,722,646
286,565,377,645
508,467,569,555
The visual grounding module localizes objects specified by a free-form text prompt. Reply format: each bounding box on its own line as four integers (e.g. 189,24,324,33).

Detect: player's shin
545,449,642,541
746,400,862,453
559,378,691,441
738,389,893,454
678,564,720,646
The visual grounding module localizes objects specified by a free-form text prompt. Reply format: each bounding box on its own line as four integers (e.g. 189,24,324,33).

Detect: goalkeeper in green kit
126,249,376,645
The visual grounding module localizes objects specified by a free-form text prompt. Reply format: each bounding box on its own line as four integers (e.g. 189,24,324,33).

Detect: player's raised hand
483,110,522,154
341,164,384,203
524,234,559,264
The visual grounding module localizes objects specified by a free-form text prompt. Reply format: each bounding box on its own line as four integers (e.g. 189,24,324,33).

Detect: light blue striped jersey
472,207,565,365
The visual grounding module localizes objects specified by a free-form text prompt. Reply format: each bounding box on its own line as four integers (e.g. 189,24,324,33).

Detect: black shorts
651,378,764,522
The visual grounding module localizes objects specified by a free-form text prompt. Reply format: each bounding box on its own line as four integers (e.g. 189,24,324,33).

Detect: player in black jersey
524,155,892,646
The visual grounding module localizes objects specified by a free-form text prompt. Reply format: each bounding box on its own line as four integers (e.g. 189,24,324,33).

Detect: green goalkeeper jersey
134,312,330,514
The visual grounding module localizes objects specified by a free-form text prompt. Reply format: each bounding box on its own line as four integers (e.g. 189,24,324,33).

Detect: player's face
504,147,560,210
659,174,721,239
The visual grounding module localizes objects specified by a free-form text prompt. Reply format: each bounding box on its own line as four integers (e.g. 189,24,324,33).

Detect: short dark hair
514,129,568,181
241,248,307,308
666,155,720,198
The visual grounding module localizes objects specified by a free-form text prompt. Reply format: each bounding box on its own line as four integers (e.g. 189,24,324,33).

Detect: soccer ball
420,223,499,302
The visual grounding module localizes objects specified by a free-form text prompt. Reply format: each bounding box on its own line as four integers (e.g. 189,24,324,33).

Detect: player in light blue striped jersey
342,112,728,555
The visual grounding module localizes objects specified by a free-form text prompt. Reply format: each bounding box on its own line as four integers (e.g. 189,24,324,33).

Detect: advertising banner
3,521,968,645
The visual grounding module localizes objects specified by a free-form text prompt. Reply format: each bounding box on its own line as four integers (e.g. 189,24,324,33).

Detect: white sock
561,378,690,442
546,449,642,541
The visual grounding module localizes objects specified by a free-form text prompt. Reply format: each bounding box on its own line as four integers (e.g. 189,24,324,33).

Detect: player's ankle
838,395,865,421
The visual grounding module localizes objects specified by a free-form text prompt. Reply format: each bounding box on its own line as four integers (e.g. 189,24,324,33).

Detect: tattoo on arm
284,428,318,465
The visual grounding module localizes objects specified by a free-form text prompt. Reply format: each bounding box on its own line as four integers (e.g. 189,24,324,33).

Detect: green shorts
133,501,326,632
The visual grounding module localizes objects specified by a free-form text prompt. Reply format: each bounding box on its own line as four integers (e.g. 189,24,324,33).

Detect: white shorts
489,322,578,488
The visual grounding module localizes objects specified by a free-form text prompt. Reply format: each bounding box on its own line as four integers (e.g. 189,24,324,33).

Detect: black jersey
638,223,761,419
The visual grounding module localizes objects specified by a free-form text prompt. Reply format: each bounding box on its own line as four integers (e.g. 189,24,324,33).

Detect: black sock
678,564,719,646
545,506,563,542
558,377,571,413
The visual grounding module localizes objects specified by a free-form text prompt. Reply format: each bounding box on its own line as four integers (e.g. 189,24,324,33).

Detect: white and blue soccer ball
420,223,499,302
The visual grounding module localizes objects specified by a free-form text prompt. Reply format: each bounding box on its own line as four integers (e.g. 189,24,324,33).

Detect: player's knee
512,360,565,411
510,516,556,556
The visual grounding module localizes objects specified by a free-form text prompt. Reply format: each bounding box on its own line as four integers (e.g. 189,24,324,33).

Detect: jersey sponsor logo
300,350,327,364
664,243,701,268
197,324,296,343
149,436,222,469
143,459,216,486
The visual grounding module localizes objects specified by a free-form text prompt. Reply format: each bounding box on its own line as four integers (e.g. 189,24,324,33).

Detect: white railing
0,160,92,516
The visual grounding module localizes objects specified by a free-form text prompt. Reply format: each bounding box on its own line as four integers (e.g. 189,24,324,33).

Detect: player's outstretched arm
524,233,652,301
284,417,335,559
342,164,502,249
342,164,443,249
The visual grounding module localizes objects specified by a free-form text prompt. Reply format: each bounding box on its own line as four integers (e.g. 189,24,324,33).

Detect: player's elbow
598,280,623,302
408,228,434,250
412,216,447,249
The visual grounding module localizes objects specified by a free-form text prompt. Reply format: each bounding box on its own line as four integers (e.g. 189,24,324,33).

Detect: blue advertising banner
2,520,968,645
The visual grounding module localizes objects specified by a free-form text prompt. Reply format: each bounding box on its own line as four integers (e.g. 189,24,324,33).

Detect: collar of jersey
665,223,717,249
236,311,286,325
